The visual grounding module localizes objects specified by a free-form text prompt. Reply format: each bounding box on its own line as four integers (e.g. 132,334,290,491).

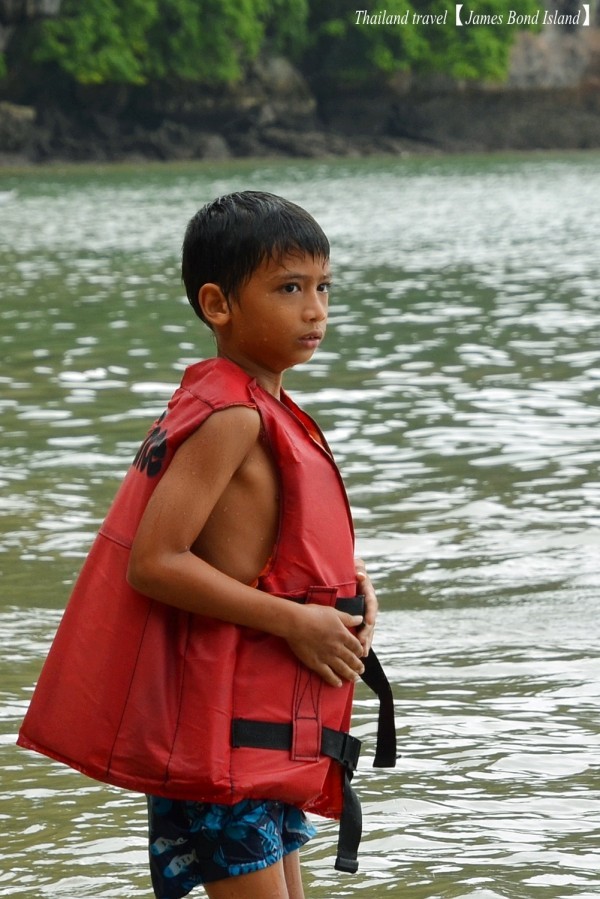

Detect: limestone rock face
130,54,316,133
0,0,60,52
0,0,61,25
0,99,35,152
509,25,599,88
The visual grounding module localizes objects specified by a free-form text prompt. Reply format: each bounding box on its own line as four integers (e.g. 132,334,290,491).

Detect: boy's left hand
354,557,377,658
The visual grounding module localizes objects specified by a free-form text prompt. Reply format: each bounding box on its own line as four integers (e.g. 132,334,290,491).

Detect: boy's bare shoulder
175,404,262,471
172,404,277,581
129,402,275,590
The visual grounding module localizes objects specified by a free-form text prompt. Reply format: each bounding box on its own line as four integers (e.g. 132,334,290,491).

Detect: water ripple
1,155,599,897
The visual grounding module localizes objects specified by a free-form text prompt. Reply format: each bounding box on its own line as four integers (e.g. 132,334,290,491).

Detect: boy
18,191,394,899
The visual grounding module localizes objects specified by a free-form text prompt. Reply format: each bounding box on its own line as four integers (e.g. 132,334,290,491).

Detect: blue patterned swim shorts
147,795,316,899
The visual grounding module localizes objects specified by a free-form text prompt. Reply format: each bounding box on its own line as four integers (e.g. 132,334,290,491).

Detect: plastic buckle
339,732,361,772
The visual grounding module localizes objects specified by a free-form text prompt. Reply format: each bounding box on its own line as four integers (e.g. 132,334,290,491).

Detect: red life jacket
18,359,394,872
18,358,396,869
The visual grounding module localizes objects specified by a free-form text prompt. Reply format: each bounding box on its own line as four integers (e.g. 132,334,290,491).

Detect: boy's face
215,251,330,379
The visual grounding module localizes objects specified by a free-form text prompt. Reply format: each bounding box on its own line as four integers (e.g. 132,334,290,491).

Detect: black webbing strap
231,592,397,873
231,718,363,872
336,594,397,767
232,719,361,771
334,595,366,616
232,719,292,750
335,769,362,873
360,648,397,768
335,595,397,869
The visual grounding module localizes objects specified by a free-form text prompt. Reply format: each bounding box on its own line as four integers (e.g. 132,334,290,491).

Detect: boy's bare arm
127,406,365,687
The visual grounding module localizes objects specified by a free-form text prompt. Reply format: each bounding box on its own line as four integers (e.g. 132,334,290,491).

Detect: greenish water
1,154,599,897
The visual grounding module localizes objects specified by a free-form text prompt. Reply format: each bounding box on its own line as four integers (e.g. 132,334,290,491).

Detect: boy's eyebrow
280,273,332,280
269,269,333,281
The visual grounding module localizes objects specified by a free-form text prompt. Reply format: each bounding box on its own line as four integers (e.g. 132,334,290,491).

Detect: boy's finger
338,612,365,629
358,625,374,657
321,661,363,687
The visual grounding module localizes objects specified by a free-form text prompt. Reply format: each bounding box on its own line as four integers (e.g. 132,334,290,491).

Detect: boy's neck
218,351,283,398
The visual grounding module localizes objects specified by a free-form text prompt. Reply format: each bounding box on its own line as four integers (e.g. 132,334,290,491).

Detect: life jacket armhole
97,524,133,549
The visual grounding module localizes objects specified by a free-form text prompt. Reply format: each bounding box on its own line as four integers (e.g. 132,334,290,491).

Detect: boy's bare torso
191,419,279,587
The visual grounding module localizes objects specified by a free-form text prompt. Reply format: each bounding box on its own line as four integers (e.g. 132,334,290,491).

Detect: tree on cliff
307,0,542,85
28,0,306,85
3,0,539,88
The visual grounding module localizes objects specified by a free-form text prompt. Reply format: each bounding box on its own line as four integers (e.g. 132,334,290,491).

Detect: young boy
18,191,393,899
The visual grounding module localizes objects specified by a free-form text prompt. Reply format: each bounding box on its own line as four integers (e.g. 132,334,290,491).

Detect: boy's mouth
299,330,324,346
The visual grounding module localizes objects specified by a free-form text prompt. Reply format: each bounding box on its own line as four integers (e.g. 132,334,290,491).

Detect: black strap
231,717,363,872
360,649,397,767
231,592,397,873
335,594,366,616
232,719,292,751
232,719,362,773
335,770,362,873
335,593,397,766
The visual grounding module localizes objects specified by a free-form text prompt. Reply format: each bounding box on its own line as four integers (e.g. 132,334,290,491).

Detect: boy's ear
199,283,231,327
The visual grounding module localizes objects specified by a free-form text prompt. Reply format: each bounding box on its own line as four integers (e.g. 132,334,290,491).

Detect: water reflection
1,155,599,897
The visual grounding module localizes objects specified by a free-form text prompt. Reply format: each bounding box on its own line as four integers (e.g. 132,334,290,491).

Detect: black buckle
321,727,361,773
338,732,361,772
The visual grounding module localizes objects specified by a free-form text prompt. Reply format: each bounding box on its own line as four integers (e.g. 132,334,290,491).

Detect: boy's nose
304,292,328,321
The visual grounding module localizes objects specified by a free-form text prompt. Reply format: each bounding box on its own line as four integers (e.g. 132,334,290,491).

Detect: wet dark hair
181,190,330,325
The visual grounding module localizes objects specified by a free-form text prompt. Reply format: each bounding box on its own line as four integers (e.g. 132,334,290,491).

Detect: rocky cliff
0,0,61,49
1,8,599,164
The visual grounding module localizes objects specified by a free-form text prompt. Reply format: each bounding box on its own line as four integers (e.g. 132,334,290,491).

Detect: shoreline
2,142,600,174
3,76,600,170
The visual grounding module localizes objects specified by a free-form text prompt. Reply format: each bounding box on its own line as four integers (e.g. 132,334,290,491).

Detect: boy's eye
278,281,331,294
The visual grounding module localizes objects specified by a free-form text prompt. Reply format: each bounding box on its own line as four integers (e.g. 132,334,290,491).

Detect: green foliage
15,0,542,88
412,0,542,80
143,0,270,83
34,0,158,85
264,0,309,56
32,0,295,86
307,0,542,85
